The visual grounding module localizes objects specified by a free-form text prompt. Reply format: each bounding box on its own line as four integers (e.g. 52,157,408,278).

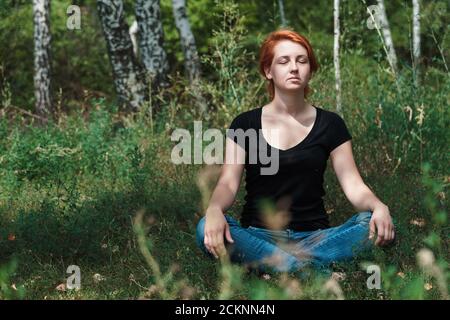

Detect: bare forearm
348,184,387,212
207,183,237,214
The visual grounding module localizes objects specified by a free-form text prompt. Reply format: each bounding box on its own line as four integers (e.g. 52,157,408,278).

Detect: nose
289,60,299,72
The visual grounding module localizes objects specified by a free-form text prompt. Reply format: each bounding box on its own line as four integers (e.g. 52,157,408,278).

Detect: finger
204,235,214,257
207,233,219,258
369,218,376,240
387,224,393,242
225,224,234,243
385,224,394,243
213,232,225,259
375,224,385,246
380,226,388,246
391,227,396,242
381,225,389,244
214,233,227,258
382,227,389,246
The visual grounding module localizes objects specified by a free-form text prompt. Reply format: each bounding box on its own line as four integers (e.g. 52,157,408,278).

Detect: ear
264,67,272,80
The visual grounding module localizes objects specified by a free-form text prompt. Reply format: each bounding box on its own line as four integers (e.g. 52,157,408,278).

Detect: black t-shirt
226,105,352,232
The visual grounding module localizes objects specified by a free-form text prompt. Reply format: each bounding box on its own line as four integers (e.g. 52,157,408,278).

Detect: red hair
259,29,319,100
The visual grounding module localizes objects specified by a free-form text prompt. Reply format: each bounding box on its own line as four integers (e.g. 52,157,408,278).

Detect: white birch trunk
278,0,287,27
412,0,421,84
135,0,170,88
172,0,201,82
334,0,342,114
33,0,52,118
97,0,146,111
376,0,398,76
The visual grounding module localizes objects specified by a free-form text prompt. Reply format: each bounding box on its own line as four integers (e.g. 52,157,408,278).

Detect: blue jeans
196,211,374,275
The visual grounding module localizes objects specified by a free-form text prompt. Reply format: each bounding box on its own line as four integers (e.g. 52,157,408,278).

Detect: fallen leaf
93,273,105,283
261,273,271,280
331,272,347,282
424,283,433,291
410,218,426,227
147,215,156,225
56,283,66,292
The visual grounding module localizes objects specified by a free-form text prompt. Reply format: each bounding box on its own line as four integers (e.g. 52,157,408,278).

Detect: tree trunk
278,0,287,27
334,0,342,114
376,0,398,76
33,0,52,118
172,0,201,82
135,0,170,88
412,0,421,85
97,0,146,111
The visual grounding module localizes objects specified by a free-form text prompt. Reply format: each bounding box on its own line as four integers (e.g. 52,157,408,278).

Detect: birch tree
376,0,398,76
33,0,52,118
172,0,201,82
97,0,146,110
334,0,342,114
278,0,287,27
412,0,421,84
135,0,170,88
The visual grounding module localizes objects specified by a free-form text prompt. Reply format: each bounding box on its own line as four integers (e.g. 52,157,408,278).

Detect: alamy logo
366,264,381,289
66,265,81,290
170,121,280,175
66,5,81,30
366,5,382,30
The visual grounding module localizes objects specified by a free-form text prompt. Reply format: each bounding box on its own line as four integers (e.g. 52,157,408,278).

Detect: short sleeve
226,112,249,151
326,113,352,153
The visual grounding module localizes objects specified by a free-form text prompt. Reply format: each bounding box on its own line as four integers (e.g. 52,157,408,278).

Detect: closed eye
279,60,308,64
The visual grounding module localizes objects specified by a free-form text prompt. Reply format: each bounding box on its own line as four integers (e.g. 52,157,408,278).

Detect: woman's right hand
204,207,234,259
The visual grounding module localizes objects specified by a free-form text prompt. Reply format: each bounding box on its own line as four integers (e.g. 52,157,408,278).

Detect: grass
0,99,447,299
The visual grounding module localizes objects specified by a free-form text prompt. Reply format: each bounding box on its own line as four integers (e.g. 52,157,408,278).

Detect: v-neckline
259,105,321,152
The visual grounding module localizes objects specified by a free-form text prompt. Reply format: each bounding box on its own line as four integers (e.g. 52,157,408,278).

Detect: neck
269,90,308,116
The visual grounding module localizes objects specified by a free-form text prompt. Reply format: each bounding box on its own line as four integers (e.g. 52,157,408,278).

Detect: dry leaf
146,215,156,225
331,272,347,282
262,273,271,280
93,273,105,283
410,218,426,227
55,283,66,292
424,283,433,291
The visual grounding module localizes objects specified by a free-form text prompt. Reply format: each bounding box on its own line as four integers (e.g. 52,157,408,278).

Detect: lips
287,77,300,81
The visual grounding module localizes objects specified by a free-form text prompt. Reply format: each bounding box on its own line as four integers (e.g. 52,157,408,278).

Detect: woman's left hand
369,204,395,246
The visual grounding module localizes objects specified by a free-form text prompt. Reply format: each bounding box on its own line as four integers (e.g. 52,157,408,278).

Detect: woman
196,29,395,275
